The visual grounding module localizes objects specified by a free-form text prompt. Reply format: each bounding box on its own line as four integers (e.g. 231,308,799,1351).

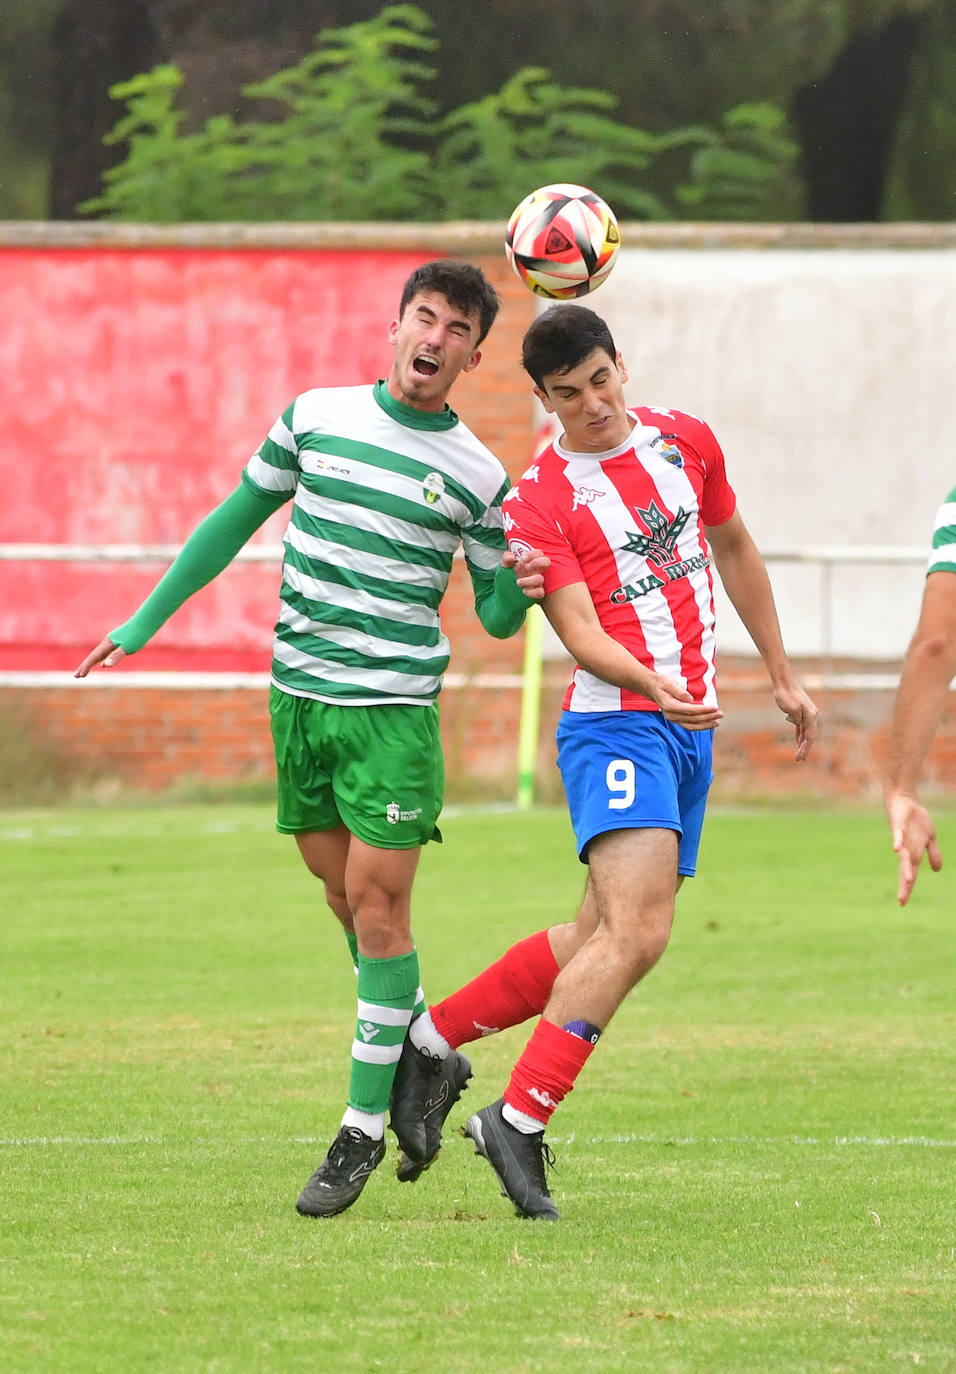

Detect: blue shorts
555,710,714,876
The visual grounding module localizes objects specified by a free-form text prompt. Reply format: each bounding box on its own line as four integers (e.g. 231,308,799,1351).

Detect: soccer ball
505,183,621,299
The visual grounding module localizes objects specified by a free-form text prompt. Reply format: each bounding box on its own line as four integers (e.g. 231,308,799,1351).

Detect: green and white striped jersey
928,486,956,575
244,380,511,704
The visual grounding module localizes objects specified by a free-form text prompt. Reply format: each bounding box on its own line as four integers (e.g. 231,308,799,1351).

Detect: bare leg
544,826,679,1029
295,826,353,931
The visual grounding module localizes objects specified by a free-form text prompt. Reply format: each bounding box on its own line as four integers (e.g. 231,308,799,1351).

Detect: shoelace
328,1127,366,1169
531,1136,557,1185
419,1048,444,1076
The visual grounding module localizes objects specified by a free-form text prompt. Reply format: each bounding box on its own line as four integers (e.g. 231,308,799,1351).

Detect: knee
348,885,412,957
615,916,673,986
324,885,353,928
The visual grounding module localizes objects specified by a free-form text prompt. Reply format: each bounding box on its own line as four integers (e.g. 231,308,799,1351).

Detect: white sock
408,1009,451,1059
502,1101,545,1135
341,1107,385,1140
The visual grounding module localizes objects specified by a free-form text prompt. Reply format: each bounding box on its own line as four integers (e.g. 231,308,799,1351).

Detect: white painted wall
546,247,956,661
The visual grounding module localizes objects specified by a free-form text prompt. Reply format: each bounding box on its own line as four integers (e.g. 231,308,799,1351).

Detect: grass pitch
2,802,954,1373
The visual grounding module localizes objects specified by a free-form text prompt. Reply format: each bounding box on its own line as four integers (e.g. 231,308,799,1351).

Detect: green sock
348,950,420,1115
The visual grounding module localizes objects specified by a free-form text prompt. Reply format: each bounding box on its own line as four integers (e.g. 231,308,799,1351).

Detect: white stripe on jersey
271,637,441,698
929,539,956,571
294,486,462,557
279,566,437,628
284,521,447,594
246,449,297,493
296,452,475,535
933,501,956,534
275,602,447,668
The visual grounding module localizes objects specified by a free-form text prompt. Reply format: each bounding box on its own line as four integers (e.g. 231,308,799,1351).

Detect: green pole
516,603,543,810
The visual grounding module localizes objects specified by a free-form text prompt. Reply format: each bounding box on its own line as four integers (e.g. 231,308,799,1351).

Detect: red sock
431,929,559,1049
504,1018,597,1127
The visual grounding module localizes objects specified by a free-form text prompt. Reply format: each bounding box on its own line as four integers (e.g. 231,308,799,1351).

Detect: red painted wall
1,246,466,671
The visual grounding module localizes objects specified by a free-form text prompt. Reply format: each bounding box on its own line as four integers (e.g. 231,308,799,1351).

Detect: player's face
534,347,632,453
386,291,483,412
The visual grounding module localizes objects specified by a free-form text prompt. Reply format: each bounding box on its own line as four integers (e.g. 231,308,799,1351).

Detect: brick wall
6,658,955,805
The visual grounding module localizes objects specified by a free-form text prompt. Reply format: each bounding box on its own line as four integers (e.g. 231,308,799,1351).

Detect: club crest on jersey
422,472,445,505
651,433,684,468
508,539,534,561
572,485,605,512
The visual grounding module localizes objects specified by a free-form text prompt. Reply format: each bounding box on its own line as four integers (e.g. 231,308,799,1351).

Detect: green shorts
270,687,444,849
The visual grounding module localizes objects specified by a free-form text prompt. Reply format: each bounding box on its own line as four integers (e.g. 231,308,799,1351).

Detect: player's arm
470,550,548,639
543,581,722,729
883,569,956,904
706,510,818,761
74,480,288,676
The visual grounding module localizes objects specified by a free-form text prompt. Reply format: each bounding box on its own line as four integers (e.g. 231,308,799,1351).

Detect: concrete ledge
1,221,954,251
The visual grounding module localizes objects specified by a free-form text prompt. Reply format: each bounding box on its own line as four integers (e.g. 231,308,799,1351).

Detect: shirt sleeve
928,487,956,574
244,401,301,497
505,485,585,595
460,473,510,579
110,481,288,654
695,419,737,527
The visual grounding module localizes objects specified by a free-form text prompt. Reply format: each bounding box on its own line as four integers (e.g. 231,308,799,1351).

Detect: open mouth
413,354,440,378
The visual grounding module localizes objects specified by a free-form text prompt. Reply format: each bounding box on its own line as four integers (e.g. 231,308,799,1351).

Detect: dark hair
521,304,617,388
399,260,500,344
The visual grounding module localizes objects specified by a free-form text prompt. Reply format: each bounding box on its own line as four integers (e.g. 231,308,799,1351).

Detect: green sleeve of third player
471,562,533,640
109,479,289,654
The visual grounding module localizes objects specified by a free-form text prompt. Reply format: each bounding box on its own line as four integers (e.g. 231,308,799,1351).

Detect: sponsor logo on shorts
386,801,424,824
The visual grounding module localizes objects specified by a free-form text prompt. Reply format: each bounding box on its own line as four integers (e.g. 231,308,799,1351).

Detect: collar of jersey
373,379,459,430
554,416,661,463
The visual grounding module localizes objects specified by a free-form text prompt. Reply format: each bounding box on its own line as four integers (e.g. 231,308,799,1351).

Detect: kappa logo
502,486,521,504
521,464,541,483
359,1022,381,1043
572,485,605,512
528,1086,559,1110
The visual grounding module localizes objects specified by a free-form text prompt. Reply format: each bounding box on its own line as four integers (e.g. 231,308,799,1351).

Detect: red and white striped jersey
504,406,737,712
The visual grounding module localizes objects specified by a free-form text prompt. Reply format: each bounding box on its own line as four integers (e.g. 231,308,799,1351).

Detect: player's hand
885,790,943,906
502,547,550,601
772,679,818,761
647,674,723,731
74,637,127,678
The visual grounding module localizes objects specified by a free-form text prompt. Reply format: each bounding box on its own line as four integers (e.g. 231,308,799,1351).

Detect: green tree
83,7,438,221
82,6,799,224
4,0,949,221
